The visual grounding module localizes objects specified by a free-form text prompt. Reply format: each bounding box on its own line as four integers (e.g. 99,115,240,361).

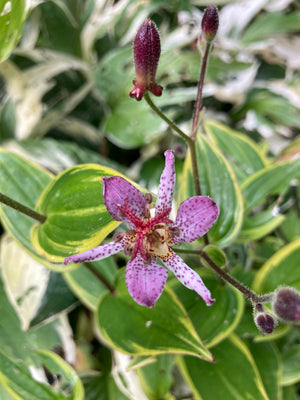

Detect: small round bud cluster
254,312,278,335
272,287,300,323
201,6,219,42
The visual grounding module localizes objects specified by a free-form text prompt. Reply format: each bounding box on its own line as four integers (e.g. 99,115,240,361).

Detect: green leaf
37,350,84,400
0,351,61,400
82,373,130,400
1,234,51,330
103,97,166,149
233,89,300,131
64,258,118,311
169,273,244,347
38,1,82,57
282,385,299,400
0,382,13,400
137,354,174,400
31,164,142,262
242,160,300,212
29,272,77,327
177,335,269,400
252,239,300,293
179,135,244,247
280,209,300,242
7,138,125,175
241,11,300,44
0,274,74,365
0,276,36,364
1,232,77,329
248,342,282,400
97,269,213,361
238,208,285,242
0,0,26,61
204,120,267,183
0,149,65,269
93,47,132,106
281,346,300,386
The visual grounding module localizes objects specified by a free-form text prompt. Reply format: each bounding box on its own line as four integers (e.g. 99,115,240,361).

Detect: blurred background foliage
0,0,299,399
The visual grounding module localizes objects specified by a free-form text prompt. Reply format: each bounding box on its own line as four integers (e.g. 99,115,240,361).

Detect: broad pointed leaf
253,239,300,293
205,120,267,183
242,160,300,212
97,269,213,361
170,273,244,347
31,164,145,263
177,335,269,400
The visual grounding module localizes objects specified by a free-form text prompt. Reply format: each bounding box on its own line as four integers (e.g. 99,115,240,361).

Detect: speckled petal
103,176,146,222
64,241,124,265
172,196,219,244
161,251,215,306
155,150,175,215
125,253,168,307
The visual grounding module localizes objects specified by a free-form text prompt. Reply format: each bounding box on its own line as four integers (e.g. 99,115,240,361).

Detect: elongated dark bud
130,19,163,101
201,6,219,42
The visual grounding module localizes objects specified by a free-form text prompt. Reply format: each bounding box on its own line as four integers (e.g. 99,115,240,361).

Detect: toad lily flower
64,150,219,308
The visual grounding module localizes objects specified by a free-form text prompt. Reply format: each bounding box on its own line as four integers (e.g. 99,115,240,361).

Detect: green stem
0,192,46,224
144,93,190,142
191,41,212,136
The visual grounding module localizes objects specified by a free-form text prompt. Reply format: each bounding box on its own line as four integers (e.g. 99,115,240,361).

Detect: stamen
144,193,153,204
124,243,134,256
170,226,181,236
113,232,124,242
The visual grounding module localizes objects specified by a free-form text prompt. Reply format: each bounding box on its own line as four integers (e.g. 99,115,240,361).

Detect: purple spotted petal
103,176,146,222
172,196,219,244
64,241,124,265
161,251,215,306
125,253,168,307
155,150,175,214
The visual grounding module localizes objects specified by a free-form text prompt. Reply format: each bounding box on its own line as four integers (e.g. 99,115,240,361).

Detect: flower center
117,197,173,262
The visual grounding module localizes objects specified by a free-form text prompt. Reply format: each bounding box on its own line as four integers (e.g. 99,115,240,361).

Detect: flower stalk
0,192,46,224
191,41,213,136
144,93,190,142
200,250,273,304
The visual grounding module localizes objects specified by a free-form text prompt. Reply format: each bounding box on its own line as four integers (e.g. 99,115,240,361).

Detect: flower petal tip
206,297,216,306
129,87,145,101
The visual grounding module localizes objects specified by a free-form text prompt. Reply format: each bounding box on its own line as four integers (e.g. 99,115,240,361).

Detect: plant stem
191,41,212,136
84,263,116,294
176,248,272,304
0,192,47,224
200,251,272,304
189,139,202,196
144,93,190,142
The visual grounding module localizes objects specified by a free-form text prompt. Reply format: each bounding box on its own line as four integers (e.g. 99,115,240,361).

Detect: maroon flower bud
272,287,300,323
130,19,163,101
201,6,219,42
254,312,278,335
